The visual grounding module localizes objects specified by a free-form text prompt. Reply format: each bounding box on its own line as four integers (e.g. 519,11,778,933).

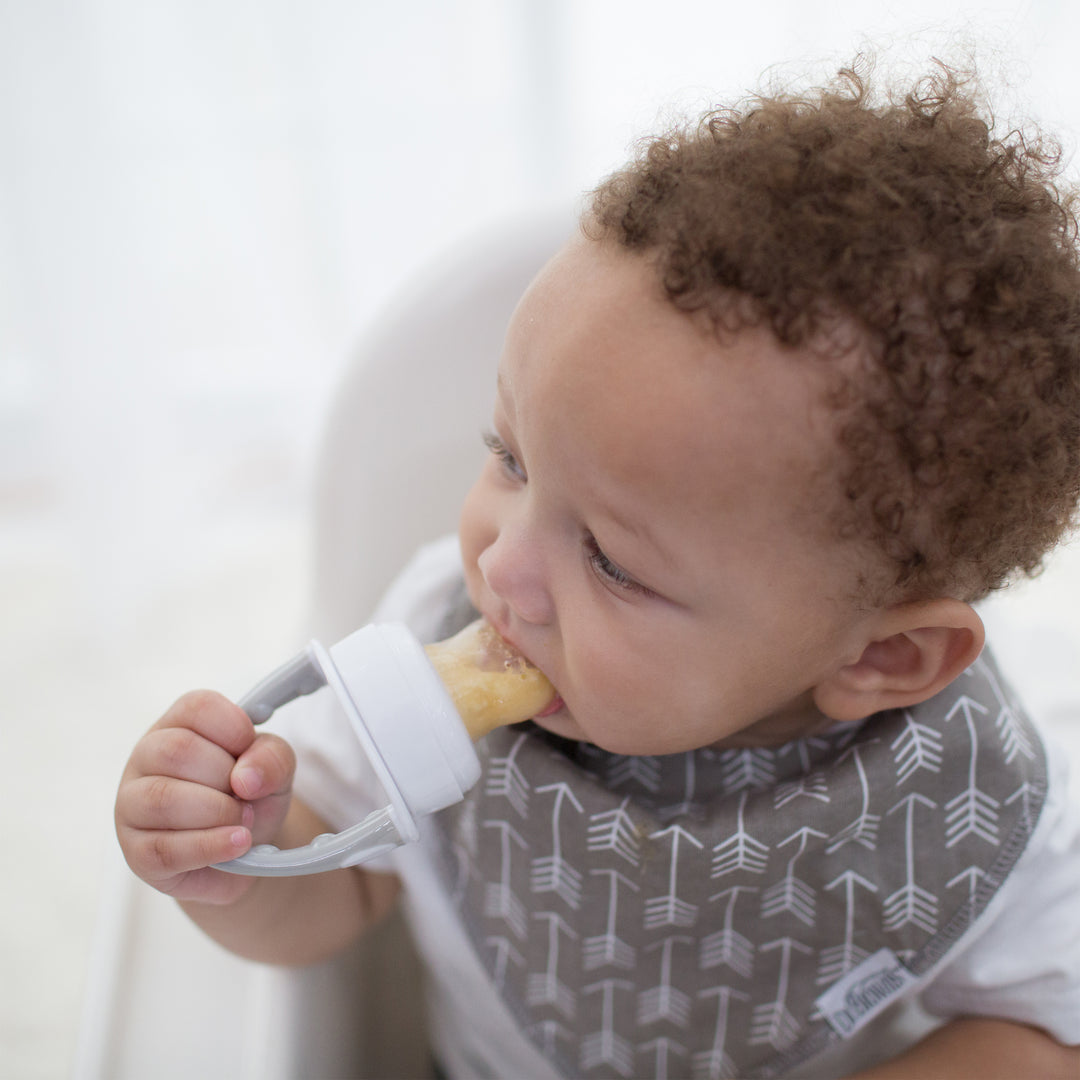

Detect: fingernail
241,802,255,829
230,828,249,849
235,765,262,798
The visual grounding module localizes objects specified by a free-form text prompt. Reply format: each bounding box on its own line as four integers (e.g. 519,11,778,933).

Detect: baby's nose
477,533,554,626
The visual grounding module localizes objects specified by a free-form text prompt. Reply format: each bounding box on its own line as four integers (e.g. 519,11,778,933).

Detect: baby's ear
813,599,985,722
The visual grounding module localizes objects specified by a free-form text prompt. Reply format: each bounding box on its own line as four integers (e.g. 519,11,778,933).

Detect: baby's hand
115,690,295,905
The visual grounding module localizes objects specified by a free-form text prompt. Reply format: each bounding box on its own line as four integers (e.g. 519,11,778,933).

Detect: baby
115,62,1080,1078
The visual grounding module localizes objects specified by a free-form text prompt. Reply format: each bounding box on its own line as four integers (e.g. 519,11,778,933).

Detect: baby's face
459,237,876,754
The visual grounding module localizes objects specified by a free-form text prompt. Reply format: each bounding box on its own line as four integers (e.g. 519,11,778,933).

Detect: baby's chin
527,707,650,756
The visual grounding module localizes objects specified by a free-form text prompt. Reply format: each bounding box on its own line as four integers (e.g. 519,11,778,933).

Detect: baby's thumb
230,732,296,803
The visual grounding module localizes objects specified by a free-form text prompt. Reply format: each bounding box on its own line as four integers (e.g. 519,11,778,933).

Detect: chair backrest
309,211,575,641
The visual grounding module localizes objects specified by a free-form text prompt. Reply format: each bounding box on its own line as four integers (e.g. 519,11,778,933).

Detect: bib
429,600,1048,1078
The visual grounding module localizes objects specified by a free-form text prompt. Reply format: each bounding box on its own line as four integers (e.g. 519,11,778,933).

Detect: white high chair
75,210,575,1080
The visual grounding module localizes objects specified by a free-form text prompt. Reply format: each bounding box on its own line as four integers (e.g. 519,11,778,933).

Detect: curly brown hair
587,61,1080,603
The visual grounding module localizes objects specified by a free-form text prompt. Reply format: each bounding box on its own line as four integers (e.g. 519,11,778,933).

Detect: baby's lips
533,693,564,719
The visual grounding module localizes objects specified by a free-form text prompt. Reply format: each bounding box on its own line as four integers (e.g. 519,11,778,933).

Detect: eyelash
585,534,649,595
483,430,526,481
481,431,651,598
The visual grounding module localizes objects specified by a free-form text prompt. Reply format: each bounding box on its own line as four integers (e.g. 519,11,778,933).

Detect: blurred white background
3,2,1080,1077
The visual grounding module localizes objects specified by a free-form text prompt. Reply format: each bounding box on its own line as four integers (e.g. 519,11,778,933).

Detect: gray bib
429,603,1048,1078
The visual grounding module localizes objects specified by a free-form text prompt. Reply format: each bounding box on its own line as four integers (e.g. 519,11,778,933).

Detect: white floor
3,517,1079,1079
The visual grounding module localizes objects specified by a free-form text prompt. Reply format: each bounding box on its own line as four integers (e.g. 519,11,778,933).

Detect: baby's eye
482,430,526,482
585,533,652,597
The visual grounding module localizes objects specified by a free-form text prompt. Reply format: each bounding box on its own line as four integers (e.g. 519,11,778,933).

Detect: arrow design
701,885,758,978
720,747,777,794
774,771,829,809
646,824,704,929
606,753,661,793
890,710,944,784
711,791,769,878
693,986,748,1080
528,1018,573,1062
775,738,832,808
974,655,1036,764
1005,782,1040,834
817,870,877,986
760,827,828,926
482,820,528,939
531,783,585,909
749,938,812,1050
826,744,881,853
946,865,987,929
587,796,642,867
944,696,1000,848
485,731,531,816
637,936,694,1027
584,868,640,971
778,735,827,772
485,935,524,991
659,751,699,821
639,1035,686,1080
527,911,578,1019
883,793,938,934
581,979,635,1077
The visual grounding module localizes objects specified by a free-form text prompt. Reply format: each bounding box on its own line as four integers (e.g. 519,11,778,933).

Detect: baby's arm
114,689,400,965
845,1017,1079,1079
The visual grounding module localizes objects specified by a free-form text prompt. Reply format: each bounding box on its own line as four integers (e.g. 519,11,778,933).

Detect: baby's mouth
534,693,565,719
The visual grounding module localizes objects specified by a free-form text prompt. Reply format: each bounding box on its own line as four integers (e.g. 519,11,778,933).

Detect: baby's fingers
119,823,252,892
117,775,253,832
231,732,296,802
156,689,256,759
128,725,238,792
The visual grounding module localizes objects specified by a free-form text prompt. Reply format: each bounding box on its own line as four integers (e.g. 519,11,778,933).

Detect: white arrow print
817,870,877,986
944,696,1000,848
638,936,694,1027
482,820,528,939
826,743,881,853
587,796,641,867
973,654,1035,764
531,782,585,909
581,979,635,1077
639,1036,686,1080
485,935,524,991
749,938,812,1050
646,824,704,929
711,791,768,877
701,885,758,978
693,986,748,1080
485,731,531,816
584,868,640,971
760,827,828,926
527,911,578,1018
946,865,987,929
890,710,944,784
883,793,938,934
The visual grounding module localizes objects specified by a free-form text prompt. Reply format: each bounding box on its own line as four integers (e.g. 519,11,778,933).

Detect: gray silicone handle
215,643,413,876
218,805,404,876
214,624,478,877
238,646,328,723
